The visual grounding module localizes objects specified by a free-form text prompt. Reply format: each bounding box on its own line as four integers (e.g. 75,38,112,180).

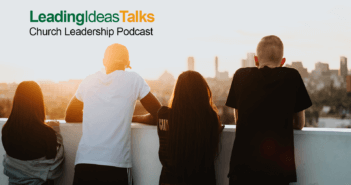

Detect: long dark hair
2,81,57,158
168,71,222,177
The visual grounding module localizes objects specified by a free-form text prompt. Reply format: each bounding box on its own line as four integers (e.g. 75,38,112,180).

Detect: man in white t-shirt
65,43,161,185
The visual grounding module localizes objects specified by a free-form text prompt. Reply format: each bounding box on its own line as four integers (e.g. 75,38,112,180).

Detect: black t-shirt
157,106,216,185
225,66,312,182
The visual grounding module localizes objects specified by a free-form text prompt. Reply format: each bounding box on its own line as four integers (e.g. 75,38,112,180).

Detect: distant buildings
187,57,195,71
303,61,344,91
0,83,8,99
145,71,176,106
340,56,348,80
312,62,329,77
158,71,175,85
0,83,18,99
316,62,329,72
283,59,349,92
206,56,232,123
330,70,339,77
346,76,351,93
285,61,309,78
57,80,82,95
215,56,229,81
215,56,218,75
0,83,7,90
241,53,255,68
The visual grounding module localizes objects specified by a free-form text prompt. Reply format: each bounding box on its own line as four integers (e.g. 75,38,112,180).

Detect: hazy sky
0,0,350,83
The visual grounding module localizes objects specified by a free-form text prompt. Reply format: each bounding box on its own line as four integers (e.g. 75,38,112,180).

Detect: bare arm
132,92,162,125
233,108,238,125
293,110,305,130
65,96,83,123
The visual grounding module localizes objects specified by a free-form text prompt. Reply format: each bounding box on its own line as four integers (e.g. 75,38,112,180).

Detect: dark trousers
73,163,129,185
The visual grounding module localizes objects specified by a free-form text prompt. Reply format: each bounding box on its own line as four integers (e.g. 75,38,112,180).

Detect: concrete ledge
0,119,350,185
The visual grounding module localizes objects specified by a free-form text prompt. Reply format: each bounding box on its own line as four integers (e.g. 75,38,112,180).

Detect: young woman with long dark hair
157,71,224,185
2,81,64,185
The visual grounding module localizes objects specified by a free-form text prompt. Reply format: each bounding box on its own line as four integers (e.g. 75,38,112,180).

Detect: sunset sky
0,0,350,83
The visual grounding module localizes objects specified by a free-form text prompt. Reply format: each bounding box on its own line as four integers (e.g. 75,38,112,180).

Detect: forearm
293,110,305,130
132,113,156,125
65,96,84,123
139,92,162,123
234,109,238,125
65,111,83,123
293,120,304,130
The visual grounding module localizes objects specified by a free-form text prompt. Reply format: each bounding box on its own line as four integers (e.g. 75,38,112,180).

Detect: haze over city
0,0,350,83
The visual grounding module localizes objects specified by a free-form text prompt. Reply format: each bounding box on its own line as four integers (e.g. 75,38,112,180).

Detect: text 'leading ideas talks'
30,10,155,26
29,10,155,37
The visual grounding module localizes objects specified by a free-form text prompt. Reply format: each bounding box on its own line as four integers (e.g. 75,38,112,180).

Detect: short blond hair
256,35,284,64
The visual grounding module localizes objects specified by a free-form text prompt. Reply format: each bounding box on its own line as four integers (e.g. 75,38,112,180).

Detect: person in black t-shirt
225,35,312,185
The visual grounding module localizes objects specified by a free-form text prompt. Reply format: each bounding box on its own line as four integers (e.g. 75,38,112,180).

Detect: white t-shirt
74,70,150,168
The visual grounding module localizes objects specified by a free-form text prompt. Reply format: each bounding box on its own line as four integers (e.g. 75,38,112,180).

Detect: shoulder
232,67,258,83
235,67,256,74
124,71,147,82
87,71,103,80
125,71,142,78
234,67,258,77
278,67,300,74
278,67,302,80
80,71,101,86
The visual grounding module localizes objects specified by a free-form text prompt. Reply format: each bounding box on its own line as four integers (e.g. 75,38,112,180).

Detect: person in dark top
226,35,312,185
2,81,63,185
156,71,224,185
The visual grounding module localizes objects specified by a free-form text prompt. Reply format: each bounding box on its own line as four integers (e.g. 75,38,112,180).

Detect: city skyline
1,1,351,83
0,56,348,84
0,53,349,126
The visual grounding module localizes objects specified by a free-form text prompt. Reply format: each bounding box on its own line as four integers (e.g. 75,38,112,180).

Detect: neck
258,62,280,69
105,66,125,74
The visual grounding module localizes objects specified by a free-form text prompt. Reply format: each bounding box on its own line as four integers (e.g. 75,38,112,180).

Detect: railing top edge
1,119,351,135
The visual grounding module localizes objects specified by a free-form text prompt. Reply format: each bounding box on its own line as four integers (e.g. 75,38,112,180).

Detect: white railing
0,119,351,185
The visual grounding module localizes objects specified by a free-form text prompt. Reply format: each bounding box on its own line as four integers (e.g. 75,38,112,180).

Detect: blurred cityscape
0,54,351,127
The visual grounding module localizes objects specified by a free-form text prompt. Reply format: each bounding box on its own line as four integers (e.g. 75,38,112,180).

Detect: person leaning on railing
225,35,312,185
134,71,225,185
65,43,161,185
2,81,64,185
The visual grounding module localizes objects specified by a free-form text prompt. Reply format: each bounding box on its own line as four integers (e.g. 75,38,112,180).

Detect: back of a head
103,43,131,69
3,81,46,134
169,71,213,111
256,35,284,65
168,71,221,177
